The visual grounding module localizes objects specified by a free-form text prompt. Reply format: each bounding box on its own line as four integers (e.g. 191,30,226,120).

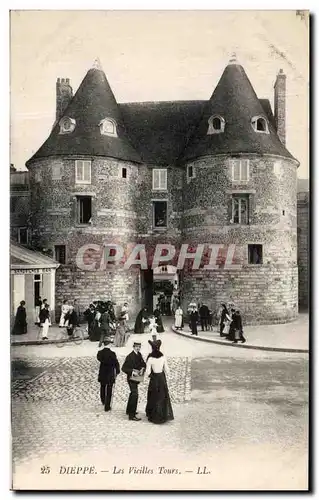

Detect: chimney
56,77,73,122
274,69,286,145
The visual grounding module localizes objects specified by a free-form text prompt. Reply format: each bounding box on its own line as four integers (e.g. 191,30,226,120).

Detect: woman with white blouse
145,340,174,424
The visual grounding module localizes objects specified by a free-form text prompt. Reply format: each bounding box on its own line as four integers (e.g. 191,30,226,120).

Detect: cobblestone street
11,328,309,490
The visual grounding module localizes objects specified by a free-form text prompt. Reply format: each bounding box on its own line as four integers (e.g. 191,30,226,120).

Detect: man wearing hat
97,340,120,412
121,342,146,421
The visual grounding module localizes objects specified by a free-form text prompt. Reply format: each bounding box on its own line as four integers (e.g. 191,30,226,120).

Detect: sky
10,10,309,177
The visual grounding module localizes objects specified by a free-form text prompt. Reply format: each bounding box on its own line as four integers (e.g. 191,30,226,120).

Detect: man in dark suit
97,340,120,412
199,303,209,332
121,342,146,421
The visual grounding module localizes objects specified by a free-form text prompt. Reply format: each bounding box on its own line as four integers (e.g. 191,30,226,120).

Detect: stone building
297,179,309,309
23,56,301,324
10,242,60,325
10,167,30,245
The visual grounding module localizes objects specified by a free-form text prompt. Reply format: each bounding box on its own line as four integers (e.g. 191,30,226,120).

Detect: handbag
129,368,145,383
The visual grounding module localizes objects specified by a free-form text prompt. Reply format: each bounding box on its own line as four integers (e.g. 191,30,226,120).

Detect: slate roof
27,67,141,166
10,242,60,269
119,101,206,165
182,61,295,162
27,61,296,167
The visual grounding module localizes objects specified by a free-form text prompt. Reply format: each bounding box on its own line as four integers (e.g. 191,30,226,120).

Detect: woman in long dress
174,305,183,329
134,307,148,334
59,300,70,327
12,301,27,335
153,307,164,334
113,312,127,347
145,340,174,424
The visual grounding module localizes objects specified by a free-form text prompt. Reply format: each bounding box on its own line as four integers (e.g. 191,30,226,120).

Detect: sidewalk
11,324,89,346
173,313,309,353
11,314,309,353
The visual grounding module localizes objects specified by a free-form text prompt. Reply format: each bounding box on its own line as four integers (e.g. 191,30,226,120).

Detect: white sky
10,10,309,177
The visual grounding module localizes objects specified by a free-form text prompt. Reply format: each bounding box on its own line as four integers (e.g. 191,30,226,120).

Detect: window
52,163,63,180
152,169,167,191
34,274,42,307
230,159,249,181
18,227,29,245
207,115,225,135
248,244,263,265
10,196,17,213
35,170,41,183
59,116,76,134
54,245,66,264
153,201,168,228
75,160,91,184
122,167,127,179
76,196,92,224
232,195,249,224
99,118,118,137
187,165,195,180
251,116,269,134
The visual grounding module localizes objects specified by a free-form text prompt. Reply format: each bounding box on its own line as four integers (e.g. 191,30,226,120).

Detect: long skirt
146,372,174,424
113,325,126,347
89,321,101,341
175,314,183,328
34,306,40,324
41,319,50,338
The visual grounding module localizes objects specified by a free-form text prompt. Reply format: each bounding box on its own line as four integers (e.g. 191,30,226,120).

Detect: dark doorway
140,269,153,313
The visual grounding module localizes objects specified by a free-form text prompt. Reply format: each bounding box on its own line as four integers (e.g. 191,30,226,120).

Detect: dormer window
59,116,76,134
251,116,269,134
207,115,225,135
99,118,118,137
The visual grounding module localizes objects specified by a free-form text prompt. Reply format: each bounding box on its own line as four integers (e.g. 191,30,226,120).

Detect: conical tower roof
182,56,295,162
27,61,141,165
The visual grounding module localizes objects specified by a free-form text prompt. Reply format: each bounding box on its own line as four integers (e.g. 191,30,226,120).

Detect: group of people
84,300,130,348
134,306,164,336
97,338,174,424
12,297,52,339
174,300,246,343
218,303,246,343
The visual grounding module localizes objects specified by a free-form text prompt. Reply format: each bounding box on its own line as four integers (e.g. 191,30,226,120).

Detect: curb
11,334,90,347
172,327,309,354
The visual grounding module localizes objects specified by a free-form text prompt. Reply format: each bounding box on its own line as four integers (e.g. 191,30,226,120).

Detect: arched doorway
140,265,180,315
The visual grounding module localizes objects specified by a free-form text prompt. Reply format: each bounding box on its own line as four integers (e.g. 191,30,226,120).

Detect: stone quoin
23,55,300,324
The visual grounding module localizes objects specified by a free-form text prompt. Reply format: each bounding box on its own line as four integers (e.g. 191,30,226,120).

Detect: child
148,315,158,340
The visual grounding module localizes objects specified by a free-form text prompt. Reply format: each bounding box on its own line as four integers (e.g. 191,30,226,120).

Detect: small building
10,242,60,325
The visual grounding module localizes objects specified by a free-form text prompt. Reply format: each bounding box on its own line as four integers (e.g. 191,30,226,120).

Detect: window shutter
84,161,91,182
52,163,62,180
227,196,233,222
76,161,83,181
231,160,240,181
160,169,167,189
241,160,249,181
153,170,160,190
248,194,255,223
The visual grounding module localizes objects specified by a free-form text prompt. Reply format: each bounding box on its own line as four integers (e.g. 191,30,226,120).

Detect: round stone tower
26,61,143,318
180,56,299,324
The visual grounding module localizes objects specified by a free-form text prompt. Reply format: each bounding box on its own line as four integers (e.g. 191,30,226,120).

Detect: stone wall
181,154,298,323
182,266,298,324
55,265,140,322
28,156,182,319
297,191,309,308
27,153,300,324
